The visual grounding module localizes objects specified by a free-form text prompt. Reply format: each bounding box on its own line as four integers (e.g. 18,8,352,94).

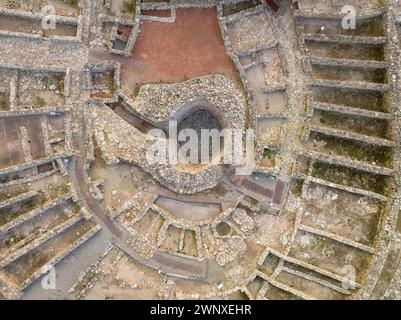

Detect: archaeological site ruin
0,0,401,301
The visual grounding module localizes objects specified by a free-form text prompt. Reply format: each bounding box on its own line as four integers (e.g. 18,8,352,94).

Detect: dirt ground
122,8,239,95
0,115,47,169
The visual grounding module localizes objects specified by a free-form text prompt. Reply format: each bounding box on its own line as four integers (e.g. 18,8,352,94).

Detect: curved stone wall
131,75,246,130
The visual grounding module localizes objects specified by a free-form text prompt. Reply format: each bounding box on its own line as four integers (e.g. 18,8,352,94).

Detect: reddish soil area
0,115,47,170
121,8,239,95
141,9,172,18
